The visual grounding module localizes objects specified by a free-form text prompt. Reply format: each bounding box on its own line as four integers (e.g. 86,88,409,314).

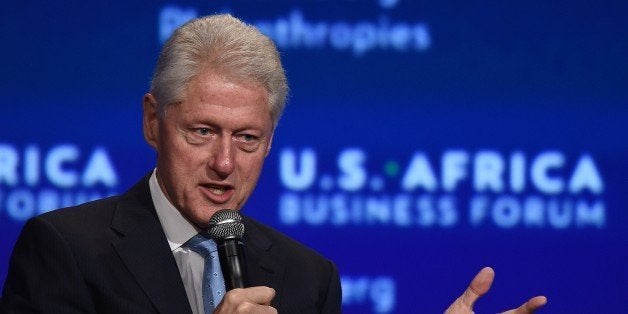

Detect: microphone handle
217,239,248,290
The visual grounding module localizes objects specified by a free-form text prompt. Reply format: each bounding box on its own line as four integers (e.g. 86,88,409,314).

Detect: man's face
143,70,274,228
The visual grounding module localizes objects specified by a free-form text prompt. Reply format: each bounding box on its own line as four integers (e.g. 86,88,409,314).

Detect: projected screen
1,1,627,312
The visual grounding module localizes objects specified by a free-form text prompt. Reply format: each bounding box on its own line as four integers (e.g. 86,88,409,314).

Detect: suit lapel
110,175,192,314
243,218,286,307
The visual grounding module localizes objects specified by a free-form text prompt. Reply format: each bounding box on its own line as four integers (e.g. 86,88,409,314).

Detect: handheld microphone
207,209,248,290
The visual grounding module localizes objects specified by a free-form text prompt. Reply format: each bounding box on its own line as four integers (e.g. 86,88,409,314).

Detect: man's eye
196,128,211,136
237,134,259,144
235,134,260,152
241,134,256,142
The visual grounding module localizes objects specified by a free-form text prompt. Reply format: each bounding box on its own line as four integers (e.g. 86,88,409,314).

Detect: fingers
239,286,275,305
446,267,547,314
460,267,495,307
445,267,495,313
215,286,277,313
512,296,548,314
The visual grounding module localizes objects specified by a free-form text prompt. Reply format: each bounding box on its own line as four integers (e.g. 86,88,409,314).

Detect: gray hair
150,14,288,127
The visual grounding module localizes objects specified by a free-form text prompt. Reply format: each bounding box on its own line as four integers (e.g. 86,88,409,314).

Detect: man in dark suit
1,13,547,314
1,173,340,313
1,14,340,313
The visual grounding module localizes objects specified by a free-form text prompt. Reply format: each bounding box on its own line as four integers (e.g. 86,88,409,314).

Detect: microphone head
207,209,245,241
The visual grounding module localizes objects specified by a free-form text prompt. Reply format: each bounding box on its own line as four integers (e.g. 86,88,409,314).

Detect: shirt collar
149,169,199,251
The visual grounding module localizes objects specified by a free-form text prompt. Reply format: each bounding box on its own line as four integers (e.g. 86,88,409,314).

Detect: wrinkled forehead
188,68,272,111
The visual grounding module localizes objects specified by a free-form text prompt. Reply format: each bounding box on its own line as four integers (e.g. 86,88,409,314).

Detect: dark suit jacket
1,174,341,313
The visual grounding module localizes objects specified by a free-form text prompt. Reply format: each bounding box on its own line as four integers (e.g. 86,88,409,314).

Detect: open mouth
207,186,226,195
200,183,234,204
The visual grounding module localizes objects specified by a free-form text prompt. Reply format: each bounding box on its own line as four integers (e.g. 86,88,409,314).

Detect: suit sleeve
1,216,97,313
320,260,342,314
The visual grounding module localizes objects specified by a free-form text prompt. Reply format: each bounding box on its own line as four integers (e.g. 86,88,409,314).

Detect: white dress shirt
149,169,207,314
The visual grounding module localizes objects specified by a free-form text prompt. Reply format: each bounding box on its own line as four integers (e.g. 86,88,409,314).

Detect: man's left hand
445,267,547,314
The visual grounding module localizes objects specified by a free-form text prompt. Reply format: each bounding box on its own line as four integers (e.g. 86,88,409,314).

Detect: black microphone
207,209,248,290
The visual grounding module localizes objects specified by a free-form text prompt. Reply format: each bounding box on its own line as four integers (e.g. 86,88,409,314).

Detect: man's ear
143,93,160,150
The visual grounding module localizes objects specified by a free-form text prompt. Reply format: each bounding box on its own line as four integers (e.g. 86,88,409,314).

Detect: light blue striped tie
186,233,226,313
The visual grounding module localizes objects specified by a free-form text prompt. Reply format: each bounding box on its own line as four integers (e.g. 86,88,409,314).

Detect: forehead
188,70,266,101
178,70,272,125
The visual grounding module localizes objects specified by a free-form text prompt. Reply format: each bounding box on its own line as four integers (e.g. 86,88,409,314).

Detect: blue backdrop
1,1,627,312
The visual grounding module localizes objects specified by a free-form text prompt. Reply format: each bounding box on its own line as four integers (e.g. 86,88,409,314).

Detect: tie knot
185,233,218,258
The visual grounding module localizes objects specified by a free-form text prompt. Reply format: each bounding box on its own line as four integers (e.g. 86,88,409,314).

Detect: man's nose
208,136,235,178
